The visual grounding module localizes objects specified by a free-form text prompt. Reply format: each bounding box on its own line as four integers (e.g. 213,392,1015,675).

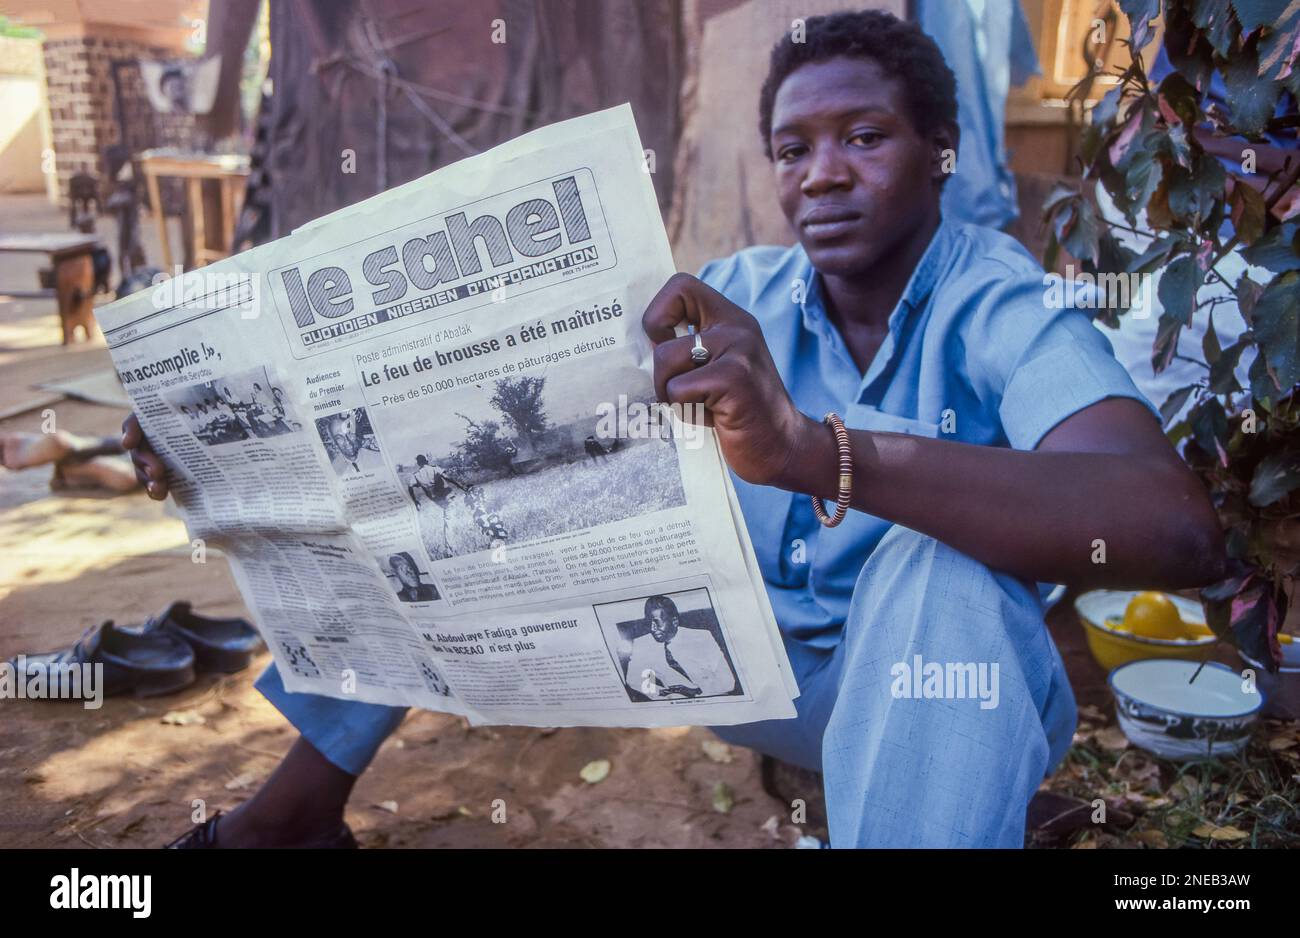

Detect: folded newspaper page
95,105,797,727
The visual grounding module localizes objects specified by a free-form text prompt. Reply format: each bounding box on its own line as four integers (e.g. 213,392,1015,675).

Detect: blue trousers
257,525,1076,847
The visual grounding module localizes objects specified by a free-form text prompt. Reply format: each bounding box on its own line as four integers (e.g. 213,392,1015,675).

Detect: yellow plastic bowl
1074,590,1216,672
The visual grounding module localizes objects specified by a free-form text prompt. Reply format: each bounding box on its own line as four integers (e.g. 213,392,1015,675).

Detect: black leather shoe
165,811,360,849
150,602,263,674
9,621,196,698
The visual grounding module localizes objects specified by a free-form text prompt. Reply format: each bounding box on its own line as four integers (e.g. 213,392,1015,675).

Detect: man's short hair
757,9,957,158
415,454,428,466
645,595,679,622
389,552,420,576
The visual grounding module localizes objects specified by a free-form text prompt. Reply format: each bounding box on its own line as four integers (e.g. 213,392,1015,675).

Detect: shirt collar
796,217,957,334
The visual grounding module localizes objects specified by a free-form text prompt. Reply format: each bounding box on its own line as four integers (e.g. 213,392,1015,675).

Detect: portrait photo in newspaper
379,349,686,560
594,588,742,703
316,407,384,476
163,365,301,446
379,549,442,604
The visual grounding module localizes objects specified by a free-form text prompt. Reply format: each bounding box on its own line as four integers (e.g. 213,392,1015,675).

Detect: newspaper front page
95,106,797,727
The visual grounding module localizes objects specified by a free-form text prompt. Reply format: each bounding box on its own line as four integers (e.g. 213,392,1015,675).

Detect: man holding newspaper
113,13,1222,848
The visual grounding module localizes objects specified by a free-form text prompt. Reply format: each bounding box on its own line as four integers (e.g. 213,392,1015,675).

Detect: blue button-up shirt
699,219,1158,648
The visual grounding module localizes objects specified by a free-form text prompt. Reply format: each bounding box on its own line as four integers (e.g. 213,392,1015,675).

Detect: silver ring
690,330,710,366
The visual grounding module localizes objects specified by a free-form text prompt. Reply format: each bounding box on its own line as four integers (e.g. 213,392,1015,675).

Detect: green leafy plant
1043,0,1300,668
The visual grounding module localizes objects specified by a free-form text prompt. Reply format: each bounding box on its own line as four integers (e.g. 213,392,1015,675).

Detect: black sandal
149,602,263,674
164,811,360,849
10,620,196,698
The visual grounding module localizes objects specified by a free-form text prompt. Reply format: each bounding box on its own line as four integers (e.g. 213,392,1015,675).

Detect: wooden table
0,233,101,344
138,150,250,270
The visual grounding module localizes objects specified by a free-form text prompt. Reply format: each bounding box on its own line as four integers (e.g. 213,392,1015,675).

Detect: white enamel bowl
1108,658,1262,760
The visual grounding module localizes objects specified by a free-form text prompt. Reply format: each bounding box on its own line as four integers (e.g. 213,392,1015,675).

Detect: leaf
1210,339,1248,393
1203,310,1223,364
1152,312,1185,374
1231,0,1288,35
1158,254,1205,325
1207,571,1285,668
1092,84,1125,128
1192,0,1241,56
1170,775,1203,801
1042,183,1077,215
1192,822,1252,841
1134,828,1169,848
1250,349,1281,403
1119,0,1162,49
1229,178,1268,245
1237,273,1265,322
1112,101,1161,174
711,780,735,814
1166,2,1217,89
579,759,611,784
1167,153,1227,226
701,740,733,763
1190,396,1231,463
1248,447,1300,505
1241,222,1300,272
1109,104,1148,169
1250,271,1300,391
1159,384,1200,426
1146,173,1175,229
1161,123,1195,171
1221,48,1283,136
1125,148,1166,214
1053,196,1103,267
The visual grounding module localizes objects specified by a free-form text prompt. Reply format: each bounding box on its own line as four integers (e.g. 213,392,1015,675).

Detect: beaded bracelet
810,412,853,528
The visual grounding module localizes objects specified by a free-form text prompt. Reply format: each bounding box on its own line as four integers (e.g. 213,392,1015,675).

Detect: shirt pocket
844,404,941,439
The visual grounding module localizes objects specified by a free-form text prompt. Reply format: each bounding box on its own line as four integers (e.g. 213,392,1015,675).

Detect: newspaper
95,106,797,727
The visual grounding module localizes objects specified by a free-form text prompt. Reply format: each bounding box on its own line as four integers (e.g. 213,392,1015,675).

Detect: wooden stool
0,234,103,344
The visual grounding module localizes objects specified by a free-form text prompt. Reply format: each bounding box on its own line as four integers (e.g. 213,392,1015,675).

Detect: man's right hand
121,414,169,500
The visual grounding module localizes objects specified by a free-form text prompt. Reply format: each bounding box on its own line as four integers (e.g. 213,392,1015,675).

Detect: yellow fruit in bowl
1122,591,1186,640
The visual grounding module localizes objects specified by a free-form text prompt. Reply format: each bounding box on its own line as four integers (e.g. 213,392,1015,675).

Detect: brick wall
41,33,197,205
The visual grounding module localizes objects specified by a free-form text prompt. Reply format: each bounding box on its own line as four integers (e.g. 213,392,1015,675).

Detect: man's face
162,74,187,110
393,558,419,589
331,416,359,458
648,606,678,643
770,56,945,281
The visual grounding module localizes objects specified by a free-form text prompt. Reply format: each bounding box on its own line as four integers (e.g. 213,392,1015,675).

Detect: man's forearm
784,422,1223,589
